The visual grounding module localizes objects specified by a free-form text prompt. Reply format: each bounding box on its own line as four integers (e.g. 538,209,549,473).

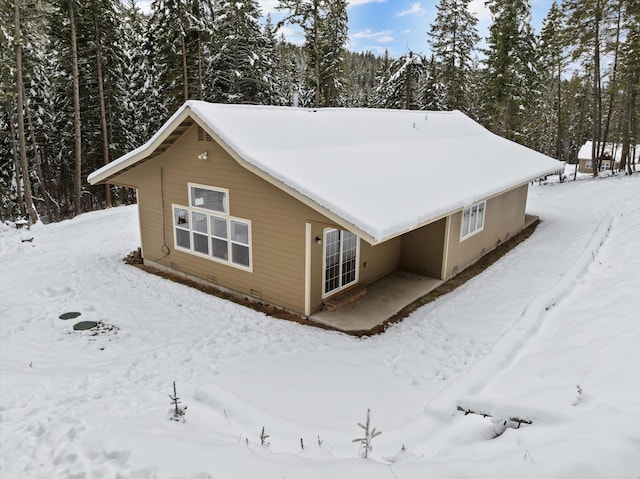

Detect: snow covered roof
577,141,640,161
89,100,561,244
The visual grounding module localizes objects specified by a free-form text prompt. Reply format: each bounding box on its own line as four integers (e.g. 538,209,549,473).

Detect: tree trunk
405,52,413,110
6,103,26,218
23,85,56,221
599,1,621,171
197,36,203,100
313,1,320,108
178,1,189,102
591,0,602,177
92,0,112,207
181,35,189,101
69,0,83,215
14,0,38,224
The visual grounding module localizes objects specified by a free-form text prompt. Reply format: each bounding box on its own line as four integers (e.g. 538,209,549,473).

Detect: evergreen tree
534,0,566,158
271,32,304,106
482,0,539,144
277,0,348,107
116,1,158,150
617,0,639,173
375,51,425,110
209,0,273,104
318,0,347,106
147,0,215,113
427,0,479,112
372,49,393,108
421,55,447,111
563,0,613,174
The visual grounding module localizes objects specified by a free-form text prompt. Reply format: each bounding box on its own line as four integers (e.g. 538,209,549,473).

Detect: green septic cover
73,321,98,331
59,312,81,320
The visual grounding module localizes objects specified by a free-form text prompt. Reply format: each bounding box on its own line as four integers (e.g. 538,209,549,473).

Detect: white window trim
188,182,229,214
171,184,252,272
321,228,360,299
460,200,486,241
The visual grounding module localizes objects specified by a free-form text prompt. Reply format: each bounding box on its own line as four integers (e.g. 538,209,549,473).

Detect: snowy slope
1,172,639,478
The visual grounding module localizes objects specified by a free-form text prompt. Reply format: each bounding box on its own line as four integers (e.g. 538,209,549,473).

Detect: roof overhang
90,102,561,246
88,105,384,245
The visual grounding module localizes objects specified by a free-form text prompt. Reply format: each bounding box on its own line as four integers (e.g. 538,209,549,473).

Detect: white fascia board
87,106,193,185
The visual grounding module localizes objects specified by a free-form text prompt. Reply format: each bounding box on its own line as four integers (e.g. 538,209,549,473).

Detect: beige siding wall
306,222,402,313
110,126,532,316
578,159,592,174
359,237,402,285
444,184,528,278
399,218,446,278
113,125,332,314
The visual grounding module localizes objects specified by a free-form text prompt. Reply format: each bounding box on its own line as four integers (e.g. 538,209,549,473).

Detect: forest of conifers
1,0,638,223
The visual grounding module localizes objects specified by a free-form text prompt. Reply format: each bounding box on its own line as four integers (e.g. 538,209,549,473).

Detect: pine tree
421,55,447,111
482,0,539,144
372,49,393,108
318,0,348,106
427,0,479,112
535,0,566,158
116,1,158,150
618,0,639,173
376,51,425,110
277,0,348,108
563,0,612,175
147,0,215,113
209,0,273,104
14,0,39,223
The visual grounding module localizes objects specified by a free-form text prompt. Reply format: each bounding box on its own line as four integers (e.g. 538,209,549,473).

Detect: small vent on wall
250,289,262,300
197,126,213,142
170,262,181,271
207,274,217,284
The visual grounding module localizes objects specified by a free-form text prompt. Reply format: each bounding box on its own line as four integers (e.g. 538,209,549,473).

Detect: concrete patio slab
310,271,443,333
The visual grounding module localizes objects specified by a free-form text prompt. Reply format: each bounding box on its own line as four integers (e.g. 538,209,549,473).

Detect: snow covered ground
1,172,639,478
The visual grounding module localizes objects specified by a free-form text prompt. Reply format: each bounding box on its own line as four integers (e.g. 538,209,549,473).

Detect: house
577,141,639,173
88,101,560,318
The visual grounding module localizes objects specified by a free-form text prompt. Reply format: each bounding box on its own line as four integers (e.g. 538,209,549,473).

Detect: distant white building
577,141,639,173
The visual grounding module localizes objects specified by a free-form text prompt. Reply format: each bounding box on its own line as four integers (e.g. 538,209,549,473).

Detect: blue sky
135,0,554,58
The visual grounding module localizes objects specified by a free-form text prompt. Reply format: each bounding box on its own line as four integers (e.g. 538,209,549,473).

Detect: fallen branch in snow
457,405,532,428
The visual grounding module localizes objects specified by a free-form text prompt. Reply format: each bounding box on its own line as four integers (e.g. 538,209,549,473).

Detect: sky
135,0,555,57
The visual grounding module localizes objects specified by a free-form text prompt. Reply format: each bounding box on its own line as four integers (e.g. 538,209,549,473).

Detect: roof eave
87,106,195,185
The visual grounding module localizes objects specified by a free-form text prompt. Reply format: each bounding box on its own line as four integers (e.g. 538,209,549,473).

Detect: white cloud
357,45,390,55
256,0,280,15
395,2,423,17
351,28,394,44
468,0,492,22
276,25,305,45
135,0,152,14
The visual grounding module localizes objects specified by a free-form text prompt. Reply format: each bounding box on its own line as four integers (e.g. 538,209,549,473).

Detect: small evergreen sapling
169,381,187,422
352,408,382,458
260,426,270,446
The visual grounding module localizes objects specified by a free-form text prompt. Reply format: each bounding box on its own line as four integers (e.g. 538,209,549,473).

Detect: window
172,184,251,270
461,201,486,240
190,185,226,213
